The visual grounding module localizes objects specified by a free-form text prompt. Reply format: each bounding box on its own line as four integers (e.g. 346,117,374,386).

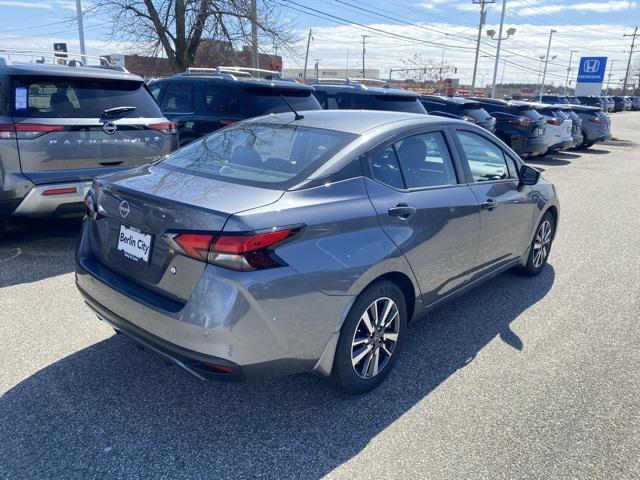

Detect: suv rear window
241,87,321,116
11,76,162,118
159,123,355,189
338,93,426,114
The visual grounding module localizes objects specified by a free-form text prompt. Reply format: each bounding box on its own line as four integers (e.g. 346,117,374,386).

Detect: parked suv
419,95,496,132
469,98,547,158
531,94,571,104
0,63,177,237
148,68,322,146
612,96,629,112
576,96,606,109
312,81,427,114
570,105,611,148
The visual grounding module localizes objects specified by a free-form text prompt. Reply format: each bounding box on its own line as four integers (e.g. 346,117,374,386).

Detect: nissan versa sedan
75,110,559,393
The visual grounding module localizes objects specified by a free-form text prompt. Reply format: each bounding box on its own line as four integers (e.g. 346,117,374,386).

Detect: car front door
365,129,481,305
453,128,536,274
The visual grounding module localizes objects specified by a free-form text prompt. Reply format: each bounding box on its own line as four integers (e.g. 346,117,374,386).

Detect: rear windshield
11,76,162,118
522,109,543,121
159,123,356,189
242,87,321,116
338,93,426,114
462,107,491,121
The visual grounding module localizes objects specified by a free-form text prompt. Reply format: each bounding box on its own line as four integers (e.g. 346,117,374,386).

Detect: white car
513,102,573,153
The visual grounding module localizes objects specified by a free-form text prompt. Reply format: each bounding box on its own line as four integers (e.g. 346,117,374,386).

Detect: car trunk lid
87,165,284,302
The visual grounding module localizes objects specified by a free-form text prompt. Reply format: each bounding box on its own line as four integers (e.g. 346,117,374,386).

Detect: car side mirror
519,165,540,185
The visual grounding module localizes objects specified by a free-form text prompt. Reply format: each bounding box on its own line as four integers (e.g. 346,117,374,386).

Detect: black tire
516,211,555,276
331,280,407,394
0,217,6,240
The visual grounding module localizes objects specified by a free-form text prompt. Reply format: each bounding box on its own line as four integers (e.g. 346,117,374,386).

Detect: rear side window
11,76,162,118
457,131,511,182
159,124,355,189
162,82,193,113
394,132,457,188
369,146,404,189
242,88,321,117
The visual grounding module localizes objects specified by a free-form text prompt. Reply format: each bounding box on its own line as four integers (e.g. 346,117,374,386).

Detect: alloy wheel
351,297,400,379
533,219,552,268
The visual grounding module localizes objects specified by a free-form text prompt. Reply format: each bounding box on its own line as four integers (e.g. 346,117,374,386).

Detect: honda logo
103,122,118,135
583,59,600,74
119,201,130,218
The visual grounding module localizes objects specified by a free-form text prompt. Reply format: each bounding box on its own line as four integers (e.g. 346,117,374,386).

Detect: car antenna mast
280,95,304,120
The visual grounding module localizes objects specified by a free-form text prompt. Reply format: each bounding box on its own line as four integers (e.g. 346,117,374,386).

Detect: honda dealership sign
574,56,607,96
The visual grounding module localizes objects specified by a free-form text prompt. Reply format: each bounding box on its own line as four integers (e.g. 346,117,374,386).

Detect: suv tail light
509,116,532,128
165,227,301,271
546,117,563,126
589,116,604,124
148,122,178,135
0,123,64,139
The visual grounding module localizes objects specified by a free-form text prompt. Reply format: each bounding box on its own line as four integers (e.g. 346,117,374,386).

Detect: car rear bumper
12,181,91,217
517,137,548,157
74,221,351,380
548,139,574,152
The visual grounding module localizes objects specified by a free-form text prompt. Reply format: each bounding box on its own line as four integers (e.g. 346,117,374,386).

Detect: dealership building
282,68,381,81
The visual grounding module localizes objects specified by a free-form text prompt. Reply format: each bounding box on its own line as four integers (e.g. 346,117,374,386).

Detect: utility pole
490,0,506,98
346,48,349,78
302,29,312,82
539,29,557,97
75,0,86,65
314,58,321,82
564,49,579,95
251,0,259,68
470,0,495,96
361,35,369,79
605,59,615,95
622,26,639,95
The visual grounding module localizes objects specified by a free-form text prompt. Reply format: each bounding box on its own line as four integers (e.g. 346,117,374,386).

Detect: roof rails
0,49,113,68
182,66,284,80
313,78,364,86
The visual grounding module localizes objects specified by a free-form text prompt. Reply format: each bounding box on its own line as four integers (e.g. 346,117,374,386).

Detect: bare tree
398,53,456,84
88,0,295,71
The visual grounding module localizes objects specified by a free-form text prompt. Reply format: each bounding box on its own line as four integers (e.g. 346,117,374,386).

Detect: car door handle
388,204,417,219
481,199,498,210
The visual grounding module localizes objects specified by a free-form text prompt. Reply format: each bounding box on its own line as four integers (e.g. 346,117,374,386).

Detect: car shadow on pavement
0,265,555,479
527,156,573,166
0,218,81,288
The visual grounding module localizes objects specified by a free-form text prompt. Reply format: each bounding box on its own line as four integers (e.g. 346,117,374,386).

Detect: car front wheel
331,280,407,394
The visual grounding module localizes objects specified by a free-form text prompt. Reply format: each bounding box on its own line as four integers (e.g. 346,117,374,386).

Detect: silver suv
0,63,178,237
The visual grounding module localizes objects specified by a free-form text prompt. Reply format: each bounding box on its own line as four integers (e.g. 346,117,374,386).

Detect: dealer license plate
117,225,152,263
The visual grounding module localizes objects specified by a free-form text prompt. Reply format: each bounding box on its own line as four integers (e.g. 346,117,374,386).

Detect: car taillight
0,123,64,139
546,117,563,126
148,122,178,134
589,117,603,124
219,119,236,126
83,188,99,219
509,116,532,127
165,227,301,271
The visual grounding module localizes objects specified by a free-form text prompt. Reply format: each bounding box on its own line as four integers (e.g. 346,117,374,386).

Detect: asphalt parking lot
1,112,639,480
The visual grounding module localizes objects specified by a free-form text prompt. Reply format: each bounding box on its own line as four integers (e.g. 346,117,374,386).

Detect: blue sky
1,0,638,85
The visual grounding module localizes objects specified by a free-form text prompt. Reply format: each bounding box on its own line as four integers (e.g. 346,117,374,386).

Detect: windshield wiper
101,106,136,117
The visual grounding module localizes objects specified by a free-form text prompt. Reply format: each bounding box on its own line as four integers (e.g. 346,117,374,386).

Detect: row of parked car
534,94,640,113
145,69,612,160
0,62,613,236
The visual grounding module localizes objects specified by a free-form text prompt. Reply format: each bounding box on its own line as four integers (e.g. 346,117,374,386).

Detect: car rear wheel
516,212,555,276
331,281,407,394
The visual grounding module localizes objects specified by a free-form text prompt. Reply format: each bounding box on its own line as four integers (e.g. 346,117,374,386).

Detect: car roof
0,63,144,82
154,74,315,91
241,109,457,135
310,83,420,97
421,95,482,107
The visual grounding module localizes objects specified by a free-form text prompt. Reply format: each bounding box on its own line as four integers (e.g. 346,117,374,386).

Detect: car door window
369,145,404,189
162,82,193,113
457,131,511,182
394,132,457,189
148,83,162,102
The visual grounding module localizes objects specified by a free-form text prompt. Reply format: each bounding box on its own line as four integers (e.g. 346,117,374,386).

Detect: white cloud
515,0,637,15
0,1,53,8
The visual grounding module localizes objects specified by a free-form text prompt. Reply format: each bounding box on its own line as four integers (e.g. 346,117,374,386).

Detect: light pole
539,29,557,97
564,49,579,95
470,0,495,96
361,35,370,79
75,0,86,65
487,0,516,98
536,54,556,95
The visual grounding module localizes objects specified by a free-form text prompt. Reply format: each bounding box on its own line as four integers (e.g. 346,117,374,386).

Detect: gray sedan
75,110,559,393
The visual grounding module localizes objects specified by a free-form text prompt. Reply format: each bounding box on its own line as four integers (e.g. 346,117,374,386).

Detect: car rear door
364,128,480,305
452,128,535,273
11,75,176,184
